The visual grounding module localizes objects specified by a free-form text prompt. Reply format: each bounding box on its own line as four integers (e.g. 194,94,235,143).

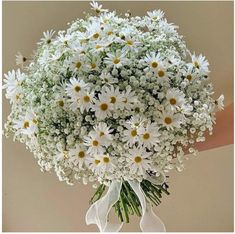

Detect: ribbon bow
86,180,166,232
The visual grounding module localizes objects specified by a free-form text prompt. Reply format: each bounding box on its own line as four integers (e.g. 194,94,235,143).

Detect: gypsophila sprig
3,1,224,231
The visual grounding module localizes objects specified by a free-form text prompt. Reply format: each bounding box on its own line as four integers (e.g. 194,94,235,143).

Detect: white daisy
91,41,106,53
103,24,116,38
137,121,160,149
165,88,186,111
181,63,198,82
144,52,162,70
15,52,27,67
94,122,113,146
54,149,69,163
38,30,55,45
159,110,183,130
86,56,101,71
102,85,124,109
83,131,105,155
3,69,26,102
13,111,38,136
92,93,113,120
126,115,147,129
154,64,169,83
90,1,108,14
86,22,103,41
121,34,141,52
147,10,164,21
69,54,85,73
126,146,152,176
121,86,138,110
123,124,139,146
191,53,210,75
100,12,116,25
100,71,118,84
86,155,103,175
54,92,68,109
70,91,94,113
94,153,115,174
68,144,88,169
215,94,224,110
104,50,128,68
65,77,87,99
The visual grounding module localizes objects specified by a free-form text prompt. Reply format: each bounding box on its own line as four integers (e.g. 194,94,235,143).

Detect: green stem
156,184,170,195
114,201,124,222
120,193,129,223
123,182,141,216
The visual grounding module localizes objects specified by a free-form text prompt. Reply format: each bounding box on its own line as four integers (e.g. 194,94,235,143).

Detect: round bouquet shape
3,1,224,232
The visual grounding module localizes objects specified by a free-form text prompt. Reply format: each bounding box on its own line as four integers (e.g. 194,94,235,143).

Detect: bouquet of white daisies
3,1,224,232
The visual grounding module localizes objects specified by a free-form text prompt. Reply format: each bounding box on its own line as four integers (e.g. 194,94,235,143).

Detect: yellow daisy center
99,131,105,137
93,33,100,39
32,119,38,124
151,61,158,68
194,61,200,68
127,40,133,45
83,95,90,103
92,140,99,146
100,103,108,111
23,121,29,129
95,159,100,165
158,70,165,77
134,156,142,163
76,62,82,69
58,100,64,107
75,86,81,92
110,96,116,104
113,58,120,64
169,98,177,105
107,31,113,35
91,63,97,69
78,151,85,158
96,44,101,49
143,133,150,140
186,74,192,81
103,156,110,163
131,129,137,137
164,117,172,125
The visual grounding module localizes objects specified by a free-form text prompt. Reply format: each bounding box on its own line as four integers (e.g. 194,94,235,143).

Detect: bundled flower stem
90,180,170,223
3,0,224,228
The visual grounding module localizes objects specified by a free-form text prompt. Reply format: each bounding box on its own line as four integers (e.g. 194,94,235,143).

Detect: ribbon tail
85,180,123,232
128,180,166,232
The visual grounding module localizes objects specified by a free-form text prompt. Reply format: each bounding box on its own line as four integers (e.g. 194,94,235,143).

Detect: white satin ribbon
85,180,166,232
85,180,123,232
128,180,166,232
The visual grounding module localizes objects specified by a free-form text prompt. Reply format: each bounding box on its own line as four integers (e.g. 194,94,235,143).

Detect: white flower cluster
4,1,224,187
